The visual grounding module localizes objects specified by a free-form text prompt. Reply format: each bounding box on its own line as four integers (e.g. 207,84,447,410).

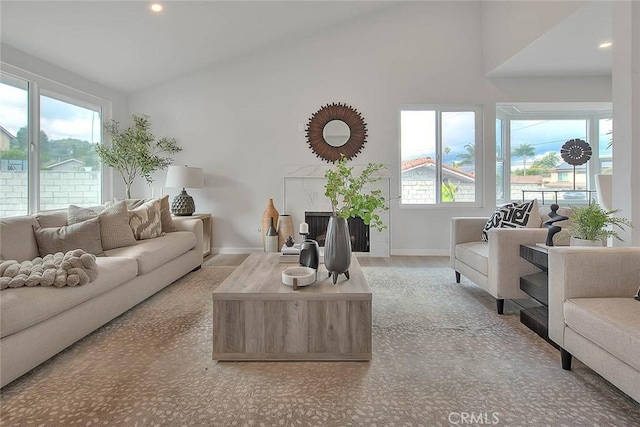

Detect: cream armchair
548,247,640,403
450,217,547,314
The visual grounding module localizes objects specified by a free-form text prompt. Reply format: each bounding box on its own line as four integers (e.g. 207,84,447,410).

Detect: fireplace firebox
304,212,369,252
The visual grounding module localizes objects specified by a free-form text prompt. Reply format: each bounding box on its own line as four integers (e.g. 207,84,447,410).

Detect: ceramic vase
265,216,279,252
570,236,603,247
324,216,351,284
261,199,279,246
277,214,294,250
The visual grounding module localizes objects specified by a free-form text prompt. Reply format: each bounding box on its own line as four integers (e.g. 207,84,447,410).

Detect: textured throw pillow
114,195,175,233
129,199,163,240
68,201,136,250
33,217,103,256
481,199,541,242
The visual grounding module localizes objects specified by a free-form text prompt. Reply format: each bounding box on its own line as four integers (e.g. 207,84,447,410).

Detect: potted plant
96,114,182,198
565,200,632,246
324,155,387,283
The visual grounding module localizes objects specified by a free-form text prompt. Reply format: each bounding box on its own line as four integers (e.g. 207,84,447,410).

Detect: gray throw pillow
33,217,103,256
69,201,136,250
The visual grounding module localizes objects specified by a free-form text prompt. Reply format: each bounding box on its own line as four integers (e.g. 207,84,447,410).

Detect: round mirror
323,120,351,147
306,102,367,163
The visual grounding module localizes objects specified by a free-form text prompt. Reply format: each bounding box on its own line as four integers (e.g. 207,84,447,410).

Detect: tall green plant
96,114,182,198
324,155,388,232
566,200,632,242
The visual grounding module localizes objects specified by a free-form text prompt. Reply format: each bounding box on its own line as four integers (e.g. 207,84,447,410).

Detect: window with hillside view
400,106,482,206
0,72,105,217
496,104,612,206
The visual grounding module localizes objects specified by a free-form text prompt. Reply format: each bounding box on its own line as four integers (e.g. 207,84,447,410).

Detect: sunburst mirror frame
306,102,368,163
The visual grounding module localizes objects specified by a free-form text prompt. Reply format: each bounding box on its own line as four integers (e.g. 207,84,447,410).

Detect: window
0,70,107,217
496,103,612,205
400,106,482,205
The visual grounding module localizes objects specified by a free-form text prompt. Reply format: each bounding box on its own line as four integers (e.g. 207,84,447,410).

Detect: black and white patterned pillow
481,199,540,241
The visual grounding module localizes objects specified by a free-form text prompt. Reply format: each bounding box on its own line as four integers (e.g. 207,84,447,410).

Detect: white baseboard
390,249,449,256
214,247,261,255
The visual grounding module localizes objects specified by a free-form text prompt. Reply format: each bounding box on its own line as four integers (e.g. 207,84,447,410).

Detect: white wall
612,1,640,245
129,2,611,254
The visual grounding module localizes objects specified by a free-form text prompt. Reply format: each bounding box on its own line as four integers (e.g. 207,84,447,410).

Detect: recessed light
150,3,163,13
599,41,612,49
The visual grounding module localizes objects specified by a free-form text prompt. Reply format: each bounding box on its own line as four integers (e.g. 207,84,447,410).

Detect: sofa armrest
171,217,204,263
486,227,548,298
450,217,487,267
548,247,640,347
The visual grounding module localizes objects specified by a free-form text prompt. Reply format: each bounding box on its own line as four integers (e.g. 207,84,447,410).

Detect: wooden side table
175,213,212,257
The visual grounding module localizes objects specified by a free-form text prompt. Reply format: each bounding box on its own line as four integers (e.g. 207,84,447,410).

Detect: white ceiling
488,1,612,78
0,1,399,93
0,1,612,95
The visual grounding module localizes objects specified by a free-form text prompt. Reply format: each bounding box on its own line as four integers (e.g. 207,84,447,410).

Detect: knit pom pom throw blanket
0,249,98,290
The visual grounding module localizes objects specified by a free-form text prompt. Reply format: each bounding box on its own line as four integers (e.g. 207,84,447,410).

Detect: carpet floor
0,257,638,426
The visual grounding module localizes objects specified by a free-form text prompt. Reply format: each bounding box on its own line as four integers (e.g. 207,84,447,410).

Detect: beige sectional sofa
0,208,203,387
548,247,640,403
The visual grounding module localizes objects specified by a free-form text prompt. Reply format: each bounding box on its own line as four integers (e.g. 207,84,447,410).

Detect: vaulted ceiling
0,1,612,95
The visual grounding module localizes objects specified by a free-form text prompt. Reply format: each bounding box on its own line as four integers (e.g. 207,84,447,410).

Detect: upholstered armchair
450,217,548,314
548,247,640,402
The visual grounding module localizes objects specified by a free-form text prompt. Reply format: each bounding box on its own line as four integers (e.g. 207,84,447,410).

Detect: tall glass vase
324,216,351,284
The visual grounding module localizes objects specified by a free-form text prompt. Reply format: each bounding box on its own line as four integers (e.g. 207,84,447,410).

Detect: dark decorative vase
324,216,351,284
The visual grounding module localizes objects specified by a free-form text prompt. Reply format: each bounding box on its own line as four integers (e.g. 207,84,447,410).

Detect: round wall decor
306,102,367,163
560,138,592,166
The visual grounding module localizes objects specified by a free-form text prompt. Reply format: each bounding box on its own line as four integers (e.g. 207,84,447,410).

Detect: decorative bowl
281,266,316,287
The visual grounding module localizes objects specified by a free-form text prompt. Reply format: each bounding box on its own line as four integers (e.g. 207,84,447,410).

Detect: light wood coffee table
212,252,371,361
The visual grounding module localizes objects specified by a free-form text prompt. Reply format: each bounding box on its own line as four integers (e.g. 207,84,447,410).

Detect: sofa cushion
455,241,489,276
103,231,196,275
33,217,103,256
128,199,163,240
482,199,541,241
68,201,136,250
564,298,640,371
0,256,138,338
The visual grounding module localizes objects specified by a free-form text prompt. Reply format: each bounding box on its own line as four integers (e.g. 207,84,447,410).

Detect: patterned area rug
1,262,638,426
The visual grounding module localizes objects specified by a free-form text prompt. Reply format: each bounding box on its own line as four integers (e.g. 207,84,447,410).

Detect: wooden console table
519,244,558,349
212,252,372,361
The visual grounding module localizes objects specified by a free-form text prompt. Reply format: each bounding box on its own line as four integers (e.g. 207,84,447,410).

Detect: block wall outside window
0,170,101,217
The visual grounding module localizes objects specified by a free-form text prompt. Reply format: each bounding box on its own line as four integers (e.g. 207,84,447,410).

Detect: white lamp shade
165,165,204,189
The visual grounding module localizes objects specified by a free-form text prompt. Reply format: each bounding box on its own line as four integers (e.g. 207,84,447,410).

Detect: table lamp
165,165,203,216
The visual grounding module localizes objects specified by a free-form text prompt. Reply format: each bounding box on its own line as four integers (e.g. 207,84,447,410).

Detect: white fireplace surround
283,164,390,257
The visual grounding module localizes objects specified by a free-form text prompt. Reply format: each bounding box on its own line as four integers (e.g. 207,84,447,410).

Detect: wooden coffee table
212,252,372,361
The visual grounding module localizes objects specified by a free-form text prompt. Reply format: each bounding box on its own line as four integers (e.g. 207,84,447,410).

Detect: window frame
495,104,612,206
1,64,112,215
399,104,483,208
